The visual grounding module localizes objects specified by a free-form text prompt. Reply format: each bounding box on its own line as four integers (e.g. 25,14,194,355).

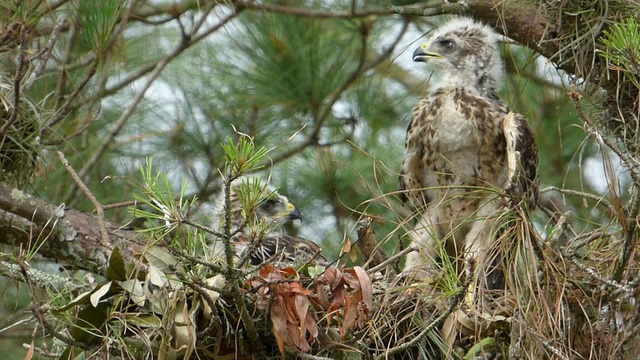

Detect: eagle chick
399,18,538,290
210,177,326,268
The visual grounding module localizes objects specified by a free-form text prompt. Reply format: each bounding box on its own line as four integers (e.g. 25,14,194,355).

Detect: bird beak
287,202,303,221
413,43,441,62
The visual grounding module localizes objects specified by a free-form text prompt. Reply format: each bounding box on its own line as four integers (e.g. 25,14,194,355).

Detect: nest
0,82,41,189
544,0,640,153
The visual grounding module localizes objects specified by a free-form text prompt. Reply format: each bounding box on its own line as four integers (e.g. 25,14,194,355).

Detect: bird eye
260,197,278,210
439,39,456,52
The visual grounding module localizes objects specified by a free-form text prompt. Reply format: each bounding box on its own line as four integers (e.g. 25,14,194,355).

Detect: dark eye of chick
259,197,278,211
439,39,456,52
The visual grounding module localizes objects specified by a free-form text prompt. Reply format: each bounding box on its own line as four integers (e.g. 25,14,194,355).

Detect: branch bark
0,182,145,275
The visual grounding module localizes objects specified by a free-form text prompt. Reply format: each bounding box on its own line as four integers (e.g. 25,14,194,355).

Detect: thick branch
0,182,145,274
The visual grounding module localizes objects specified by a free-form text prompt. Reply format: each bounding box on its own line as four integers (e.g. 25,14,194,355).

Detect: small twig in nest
522,323,569,360
0,25,28,137
101,200,138,211
541,186,616,215
567,253,633,294
186,281,222,339
368,245,415,275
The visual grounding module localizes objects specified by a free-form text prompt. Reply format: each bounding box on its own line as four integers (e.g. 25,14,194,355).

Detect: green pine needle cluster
600,18,640,89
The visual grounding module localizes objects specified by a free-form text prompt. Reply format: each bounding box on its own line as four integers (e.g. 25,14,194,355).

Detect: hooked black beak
413,46,428,62
413,44,440,62
289,207,303,221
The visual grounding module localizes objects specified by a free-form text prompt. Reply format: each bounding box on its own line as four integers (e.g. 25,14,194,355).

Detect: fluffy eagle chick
210,177,326,268
399,18,538,289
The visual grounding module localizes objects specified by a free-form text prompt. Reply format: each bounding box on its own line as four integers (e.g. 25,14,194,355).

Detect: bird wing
398,99,435,209
234,233,326,267
502,110,539,206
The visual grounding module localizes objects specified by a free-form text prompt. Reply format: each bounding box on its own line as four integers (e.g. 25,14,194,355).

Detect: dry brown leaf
341,233,352,253
341,270,360,290
296,294,309,339
342,233,358,262
342,288,362,337
355,216,387,267
327,267,344,290
347,266,373,309
313,280,330,308
202,275,225,323
24,339,34,360
272,313,286,357
255,264,318,355
315,266,373,337
290,282,312,296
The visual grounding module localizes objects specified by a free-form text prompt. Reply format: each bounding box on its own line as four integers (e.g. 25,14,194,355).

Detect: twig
216,168,261,349
569,90,640,185
20,343,60,359
376,262,471,359
0,261,85,294
182,218,225,238
568,228,606,251
0,317,32,335
567,254,633,294
176,250,225,274
18,259,93,350
522,323,569,360
237,1,391,18
184,280,222,339
546,211,570,248
540,186,616,215
614,185,640,281
223,169,236,272
24,17,66,92
613,216,638,282
47,62,98,129
368,245,415,274
290,351,334,360
43,103,101,146
57,151,111,247
389,1,465,16
569,91,640,282
102,200,138,211
0,26,27,137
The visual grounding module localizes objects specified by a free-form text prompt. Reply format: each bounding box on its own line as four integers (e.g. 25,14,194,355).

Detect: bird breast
411,88,507,188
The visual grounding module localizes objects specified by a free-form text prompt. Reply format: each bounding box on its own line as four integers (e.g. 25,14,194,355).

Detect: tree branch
0,182,145,275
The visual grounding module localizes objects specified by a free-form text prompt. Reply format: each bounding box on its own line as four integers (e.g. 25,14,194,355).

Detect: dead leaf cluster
248,263,374,357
